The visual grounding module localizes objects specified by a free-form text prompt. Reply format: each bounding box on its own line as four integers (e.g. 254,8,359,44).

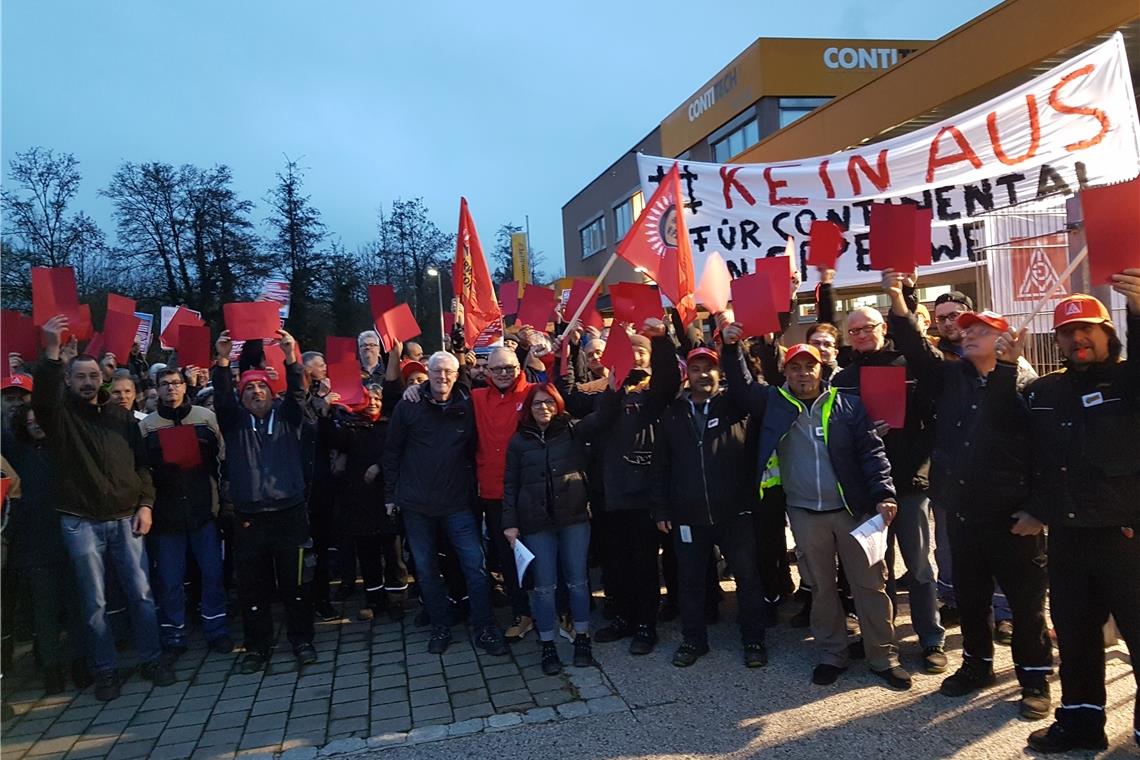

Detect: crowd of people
1,263,1137,755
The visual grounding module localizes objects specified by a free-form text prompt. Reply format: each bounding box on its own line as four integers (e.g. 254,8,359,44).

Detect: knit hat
238,369,271,395
629,334,651,350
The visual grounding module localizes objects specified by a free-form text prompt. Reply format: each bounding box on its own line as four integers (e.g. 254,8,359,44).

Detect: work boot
671,640,709,668
1026,721,1108,753
93,670,120,702
572,634,594,667
504,615,534,642
1019,683,1051,721
540,641,562,675
940,659,996,697
628,625,657,656
595,616,634,643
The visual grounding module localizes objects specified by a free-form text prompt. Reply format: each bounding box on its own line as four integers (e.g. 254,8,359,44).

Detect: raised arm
719,321,769,422
883,269,944,393
643,322,681,418
211,330,241,429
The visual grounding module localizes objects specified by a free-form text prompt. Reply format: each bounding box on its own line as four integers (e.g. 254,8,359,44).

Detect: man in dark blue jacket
721,324,910,691
212,329,316,674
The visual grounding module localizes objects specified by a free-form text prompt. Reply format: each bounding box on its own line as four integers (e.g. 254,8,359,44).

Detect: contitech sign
687,67,739,122
823,47,919,70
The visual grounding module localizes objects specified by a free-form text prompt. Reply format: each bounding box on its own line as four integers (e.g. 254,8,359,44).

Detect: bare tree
265,159,326,346
491,222,547,286
369,198,454,334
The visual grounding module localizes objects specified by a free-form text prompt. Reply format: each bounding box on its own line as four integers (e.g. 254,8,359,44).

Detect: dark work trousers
676,514,766,647
1047,526,1140,737
480,499,530,617
600,508,660,627
233,505,315,655
307,489,337,604
659,532,678,604
354,533,408,609
754,488,793,600
947,516,1052,688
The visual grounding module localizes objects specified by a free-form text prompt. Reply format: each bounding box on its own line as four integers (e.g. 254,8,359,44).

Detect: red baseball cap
0,374,33,393
401,360,428,382
686,347,720,366
784,343,822,365
238,369,271,395
1053,295,1112,330
957,310,1009,332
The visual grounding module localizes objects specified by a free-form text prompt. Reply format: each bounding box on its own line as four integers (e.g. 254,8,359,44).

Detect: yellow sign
511,232,530,284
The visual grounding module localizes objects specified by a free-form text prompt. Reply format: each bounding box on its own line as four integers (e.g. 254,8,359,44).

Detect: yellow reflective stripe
297,549,304,587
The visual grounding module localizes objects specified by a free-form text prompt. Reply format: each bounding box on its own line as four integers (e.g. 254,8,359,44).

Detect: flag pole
559,250,619,341
1015,245,1088,334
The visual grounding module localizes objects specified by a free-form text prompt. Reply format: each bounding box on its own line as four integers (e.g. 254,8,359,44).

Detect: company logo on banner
258,279,291,319
636,33,1140,293
510,233,530,284
1011,234,1070,301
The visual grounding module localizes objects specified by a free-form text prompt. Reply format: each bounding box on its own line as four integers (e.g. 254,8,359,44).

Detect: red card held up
260,342,288,395
177,324,212,369
85,332,104,359
381,304,422,344
609,282,663,328
869,203,919,272
515,285,556,329
31,266,79,325
444,311,456,336
752,255,793,308
859,366,907,429
565,279,604,331
1081,177,1140,285
913,207,933,266
808,220,845,269
1,311,40,361
102,310,142,364
160,306,204,350
224,301,281,341
325,336,365,406
107,293,137,315
498,281,520,316
368,285,397,325
601,322,635,387
158,425,203,469
729,272,781,338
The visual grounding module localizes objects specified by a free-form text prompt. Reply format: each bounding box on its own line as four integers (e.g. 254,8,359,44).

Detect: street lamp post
426,267,444,349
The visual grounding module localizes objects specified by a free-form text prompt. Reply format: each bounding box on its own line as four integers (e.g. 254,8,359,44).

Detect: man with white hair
383,351,509,656
358,331,384,386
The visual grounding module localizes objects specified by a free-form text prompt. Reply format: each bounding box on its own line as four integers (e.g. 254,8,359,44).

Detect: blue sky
2,0,1000,278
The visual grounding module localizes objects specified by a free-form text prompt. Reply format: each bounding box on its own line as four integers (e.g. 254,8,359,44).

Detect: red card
261,342,287,395
498,282,520,316
1,311,41,361
808,220,845,269
730,272,781,337
601,322,635,386
107,293,137,315
694,252,731,314
160,306,205,350
913,207,933,266
565,279,604,331
158,425,203,469
1,475,11,504
859,366,907,429
224,302,281,341
368,285,397,325
326,336,365,406
31,266,79,325
1082,177,1140,285
609,283,663,328
103,310,142,364
85,332,104,359
516,285,556,329
869,203,920,272
177,324,212,369
381,304,422,344
753,255,793,308
444,312,456,336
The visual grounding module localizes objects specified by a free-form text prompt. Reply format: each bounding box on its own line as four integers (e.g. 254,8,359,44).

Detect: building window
712,119,760,163
580,215,606,259
778,97,830,129
613,191,644,242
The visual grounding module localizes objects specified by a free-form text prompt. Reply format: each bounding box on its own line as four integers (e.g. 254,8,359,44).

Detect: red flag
453,198,502,347
615,164,697,326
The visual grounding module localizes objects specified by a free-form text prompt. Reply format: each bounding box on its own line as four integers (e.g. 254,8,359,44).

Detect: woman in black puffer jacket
502,380,617,675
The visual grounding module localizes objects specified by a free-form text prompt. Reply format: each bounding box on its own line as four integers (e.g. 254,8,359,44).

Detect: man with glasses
932,291,974,360
832,306,947,675
358,330,385,386
139,366,231,657
384,351,509,656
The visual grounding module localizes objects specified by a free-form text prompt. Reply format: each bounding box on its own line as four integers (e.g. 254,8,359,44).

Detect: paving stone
410,702,451,723
289,699,331,719
447,717,485,737
330,700,368,720
66,737,119,759
450,687,490,708
481,662,517,680
444,673,484,693
485,712,523,730
329,685,368,705
369,663,405,678
523,674,565,691
42,718,93,738
194,669,230,685
130,706,176,726
245,711,289,733
486,674,526,693
557,701,590,719
451,702,495,721
293,685,332,702
441,648,476,664
369,716,413,733
371,686,408,705
249,697,291,716
327,716,368,736
296,672,333,689
206,710,250,729
156,723,205,745
165,707,213,729
280,734,325,753
332,672,368,690
405,724,449,744
371,652,404,665
197,726,246,748
522,706,559,723
442,661,481,678
255,683,295,701
279,748,319,760
406,661,442,678
117,722,167,742
319,737,367,756
213,695,255,713
366,731,407,748
179,695,224,713
218,682,260,699
370,701,411,720
238,728,284,749
24,733,79,755
190,748,236,760
261,672,298,688
576,683,614,699
587,695,627,714
533,688,573,706
108,739,159,759
407,673,446,691
369,674,405,691
137,692,184,710
408,686,448,707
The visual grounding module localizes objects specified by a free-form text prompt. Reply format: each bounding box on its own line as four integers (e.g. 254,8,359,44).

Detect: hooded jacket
32,358,155,521
472,372,533,501
139,399,224,533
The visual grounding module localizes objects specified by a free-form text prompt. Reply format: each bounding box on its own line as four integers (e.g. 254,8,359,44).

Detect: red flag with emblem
615,163,697,326
452,198,502,347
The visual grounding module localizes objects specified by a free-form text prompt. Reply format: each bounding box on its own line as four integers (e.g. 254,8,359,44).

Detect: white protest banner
133,312,154,353
637,33,1140,293
258,279,291,319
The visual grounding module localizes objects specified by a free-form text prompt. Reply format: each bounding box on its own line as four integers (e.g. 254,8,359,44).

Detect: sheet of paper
513,539,535,586
850,513,889,567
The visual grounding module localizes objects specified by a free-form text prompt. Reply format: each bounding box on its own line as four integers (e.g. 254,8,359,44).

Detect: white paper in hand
849,514,889,567
513,539,535,586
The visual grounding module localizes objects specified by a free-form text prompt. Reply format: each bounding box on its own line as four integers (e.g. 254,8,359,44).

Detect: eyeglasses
935,312,963,323
158,380,185,389
847,324,883,336
428,368,458,377
360,342,380,349
531,399,557,409
810,340,836,349
488,365,519,374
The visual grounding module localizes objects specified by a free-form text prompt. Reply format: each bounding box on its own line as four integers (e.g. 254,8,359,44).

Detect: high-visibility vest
758,386,848,512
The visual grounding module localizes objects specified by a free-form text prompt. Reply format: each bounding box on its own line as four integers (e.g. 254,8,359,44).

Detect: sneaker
1026,722,1108,753
540,641,562,675
671,640,709,668
940,661,995,696
428,626,452,655
208,636,235,655
93,670,120,702
357,607,375,622
595,617,634,643
938,604,961,627
43,665,66,696
140,660,176,687
474,627,509,657
240,651,268,674
314,601,342,622
1019,683,1051,721
572,634,594,668
812,664,846,686
743,642,769,668
923,645,948,674
790,597,812,629
505,615,534,642
658,599,679,622
872,665,913,691
294,643,318,666
994,619,1013,646
628,625,657,656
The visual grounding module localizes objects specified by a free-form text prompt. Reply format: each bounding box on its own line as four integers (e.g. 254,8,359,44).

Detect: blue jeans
524,521,591,641
886,492,946,648
404,509,495,630
60,515,161,673
149,521,229,648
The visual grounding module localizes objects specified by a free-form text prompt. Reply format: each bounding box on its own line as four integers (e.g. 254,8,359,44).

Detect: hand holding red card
177,325,212,369
515,285,556,329
601,322,635,387
870,203,931,272
1081,176,1140,285
729,272,781,337
326,336,365,406
380,304,422,344
160,306,205,350
694,252,731,314
158,425,203,469
498,282,520,317
107,293,137,315
368,285,397,326
609,283,663,327
808,221,845,269
261,342,288,395
753,255,794,307
224,302,281,341
860,366,907,429
103,310,142,364
564,279,604,331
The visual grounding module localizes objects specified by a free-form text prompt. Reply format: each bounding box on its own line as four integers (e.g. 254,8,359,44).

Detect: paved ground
3,572,1136,759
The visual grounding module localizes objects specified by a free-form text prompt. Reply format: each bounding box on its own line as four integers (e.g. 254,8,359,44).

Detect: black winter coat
140,400,223,533
3,438,69,569
331,409,397,536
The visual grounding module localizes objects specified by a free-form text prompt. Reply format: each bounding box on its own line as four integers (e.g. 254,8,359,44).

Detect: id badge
679,525,693,544
1081,391,1104,408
